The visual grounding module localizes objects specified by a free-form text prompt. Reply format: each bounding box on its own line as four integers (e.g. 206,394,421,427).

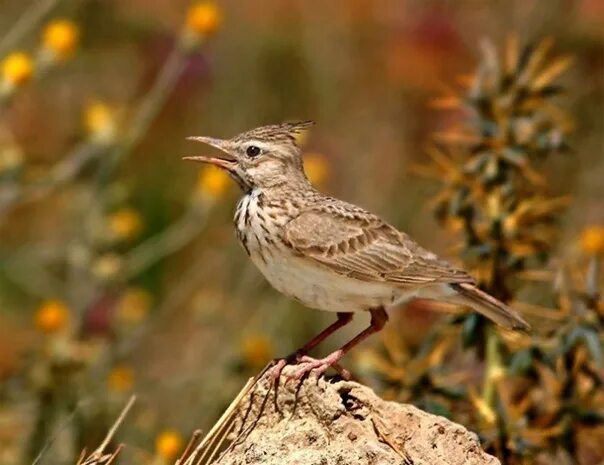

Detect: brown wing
282,204,474,286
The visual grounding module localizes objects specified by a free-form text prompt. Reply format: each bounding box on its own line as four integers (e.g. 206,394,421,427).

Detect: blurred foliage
360,37,604,464
0,1,602,465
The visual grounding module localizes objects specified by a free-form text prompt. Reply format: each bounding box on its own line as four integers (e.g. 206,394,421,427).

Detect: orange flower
34,300,69,333
107,365,134,392
304,153,329,187
580,225,604,255
116,288,151,324
241,334,273,369
84,101,116,144
1,52,34,86
42,19,79,60
155,430,184,459
185,3,222,37
108,208,143,240
196,165,230,198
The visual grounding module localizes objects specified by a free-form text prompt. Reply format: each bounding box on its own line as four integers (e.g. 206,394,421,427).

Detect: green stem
0,0,60,56
482,327,501,406
28,389,57,463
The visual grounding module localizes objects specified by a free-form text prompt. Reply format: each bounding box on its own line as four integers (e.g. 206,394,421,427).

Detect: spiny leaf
520,37,555,84
532,55,573,90
509,348,535,374
462,313,481,347
504,34,519,77
429,95,463,110
581,328,603,368
425,145,459,173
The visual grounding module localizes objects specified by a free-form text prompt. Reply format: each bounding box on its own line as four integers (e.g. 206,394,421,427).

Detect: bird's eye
246,145,261,158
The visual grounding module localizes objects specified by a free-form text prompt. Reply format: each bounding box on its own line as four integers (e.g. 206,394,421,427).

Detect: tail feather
449,282,531,331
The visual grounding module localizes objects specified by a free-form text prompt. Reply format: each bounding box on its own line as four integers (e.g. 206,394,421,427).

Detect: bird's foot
270,351,306,382
288,350,350,381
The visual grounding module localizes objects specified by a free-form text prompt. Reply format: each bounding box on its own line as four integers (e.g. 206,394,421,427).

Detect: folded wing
282,204,474,287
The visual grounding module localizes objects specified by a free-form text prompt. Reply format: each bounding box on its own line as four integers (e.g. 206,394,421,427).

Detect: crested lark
184,121,530,379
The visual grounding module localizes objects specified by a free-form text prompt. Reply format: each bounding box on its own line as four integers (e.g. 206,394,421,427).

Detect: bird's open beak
183,136,237,171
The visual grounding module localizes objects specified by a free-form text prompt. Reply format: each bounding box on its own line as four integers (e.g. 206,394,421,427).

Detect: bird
184,121,530,380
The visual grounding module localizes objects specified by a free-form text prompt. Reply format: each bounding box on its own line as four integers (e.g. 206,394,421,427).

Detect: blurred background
0,1,602,464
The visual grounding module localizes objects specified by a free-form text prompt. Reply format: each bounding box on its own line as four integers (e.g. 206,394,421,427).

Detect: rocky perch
216,369,499,465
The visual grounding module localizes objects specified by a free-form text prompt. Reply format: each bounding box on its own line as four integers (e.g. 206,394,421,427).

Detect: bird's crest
233,120,315,146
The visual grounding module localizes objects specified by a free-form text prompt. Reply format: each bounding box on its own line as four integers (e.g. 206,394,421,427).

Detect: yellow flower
1,52,34,86
107,365,134,392
84,101,116,144
116,288,152,324
42,19,79,61
196,165,230,198
580,225,604,255
108,208,143,240
34,300,69,333
92,253,122,280
155,430,184,460
0,145,23,173
304,153,329,187
185,3,222,37
241,334,273,369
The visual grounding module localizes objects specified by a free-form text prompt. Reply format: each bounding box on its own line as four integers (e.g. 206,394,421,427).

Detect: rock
216,369,500,465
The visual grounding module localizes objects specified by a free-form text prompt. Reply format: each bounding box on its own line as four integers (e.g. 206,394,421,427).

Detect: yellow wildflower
108,207,143,240
304,153,329,187
155,430,184,460
241,334,273,369
1,52,34,86
92,253,122,280
580,225,604,255
34,300,69,333
197,165,230,198
116,288,151,324
107,365,134,392
185,3,222,37
0,145,23,173
42,19,79,61
84,101,116,144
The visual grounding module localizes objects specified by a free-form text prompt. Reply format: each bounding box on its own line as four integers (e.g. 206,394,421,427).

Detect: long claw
270,350,307,384
286,350,346,381
271,359,287,382
270,349,350,385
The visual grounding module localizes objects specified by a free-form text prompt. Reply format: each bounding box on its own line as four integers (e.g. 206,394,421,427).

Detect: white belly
251,250,415,312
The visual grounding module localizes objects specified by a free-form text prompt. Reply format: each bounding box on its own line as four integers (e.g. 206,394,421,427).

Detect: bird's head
184,121,315,192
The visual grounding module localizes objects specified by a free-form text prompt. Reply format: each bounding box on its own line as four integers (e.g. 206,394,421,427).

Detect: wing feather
283,206,474,286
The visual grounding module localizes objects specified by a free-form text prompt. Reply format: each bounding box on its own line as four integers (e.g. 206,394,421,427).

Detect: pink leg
271,312,353,380
291,307,389,380
300,312,354,353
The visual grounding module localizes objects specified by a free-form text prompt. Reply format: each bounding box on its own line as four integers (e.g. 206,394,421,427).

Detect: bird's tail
448,282,531,331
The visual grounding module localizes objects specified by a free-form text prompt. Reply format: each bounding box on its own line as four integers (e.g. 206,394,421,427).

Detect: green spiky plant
425,36,572,306
421,36,583,462
360,36,604,464
495,248,604,463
